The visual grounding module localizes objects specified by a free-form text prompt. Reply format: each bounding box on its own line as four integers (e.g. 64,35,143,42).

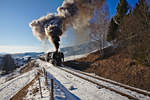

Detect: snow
12,52,44,59
0,52,43,100
64,53,89,61
37,60,130,100
64,44,113,61
64,48,99,61
60,42,99,57
36,59,150,100
0,69,38,100
0,42,149,100
0,63,28,85
68,67,150,95
24,65,79,100
0,57,149,100
13,52,44,67
46,71,81,100
25,74,50,100
61,67,150,100
0,52,42,85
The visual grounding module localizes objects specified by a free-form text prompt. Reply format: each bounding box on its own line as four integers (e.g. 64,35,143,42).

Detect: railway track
62,67,150,96
53,65,150,100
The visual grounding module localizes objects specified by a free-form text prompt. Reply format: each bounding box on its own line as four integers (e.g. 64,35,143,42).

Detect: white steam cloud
29,0,106,51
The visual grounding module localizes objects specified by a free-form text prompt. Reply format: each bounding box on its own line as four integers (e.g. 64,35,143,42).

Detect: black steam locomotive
45,51,64,66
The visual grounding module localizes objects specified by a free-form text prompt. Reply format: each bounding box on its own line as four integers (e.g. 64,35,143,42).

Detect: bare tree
89,4,110,58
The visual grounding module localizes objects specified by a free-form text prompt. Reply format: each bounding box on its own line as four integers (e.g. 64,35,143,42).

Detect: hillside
60,41,110,57
64,49,150,91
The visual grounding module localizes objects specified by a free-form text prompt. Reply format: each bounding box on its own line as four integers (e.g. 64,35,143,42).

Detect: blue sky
0,0,138,53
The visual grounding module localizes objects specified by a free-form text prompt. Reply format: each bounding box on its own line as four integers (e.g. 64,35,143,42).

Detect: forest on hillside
107,0,150,66
90,0,150,66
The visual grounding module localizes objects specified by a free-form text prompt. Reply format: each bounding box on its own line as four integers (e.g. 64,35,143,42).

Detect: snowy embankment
64,49,98,61
60,41,110,57
25,73,50,100
61,67,150,100
0,69,38,100
25,71,71,100
64,53,89,61
0,64,28,85
37,60,129,100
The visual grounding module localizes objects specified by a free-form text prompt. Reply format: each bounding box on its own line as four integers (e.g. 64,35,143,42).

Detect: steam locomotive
45,51,64,66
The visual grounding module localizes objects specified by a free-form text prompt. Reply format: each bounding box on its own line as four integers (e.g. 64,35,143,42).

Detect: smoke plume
29,0,106,51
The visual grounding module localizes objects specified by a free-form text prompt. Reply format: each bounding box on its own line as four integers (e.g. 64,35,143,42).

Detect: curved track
63,67,150,97
54,65,150,100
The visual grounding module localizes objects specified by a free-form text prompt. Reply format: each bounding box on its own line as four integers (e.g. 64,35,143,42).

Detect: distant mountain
60,41,110,57
0,52,44,69
61,42,97,57
12,52,44,59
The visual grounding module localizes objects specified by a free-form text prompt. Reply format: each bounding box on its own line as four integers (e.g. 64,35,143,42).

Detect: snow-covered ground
60,41,98,57
24,71,72,100
64,53,89,61
0,52,42,85
61,66,150,100
12,52,44,59
0,64,27,85
0,41,149,100
12,52,44,66
24,73,50,100
36,59,150,100
0,56,150,100
0,68,38,100
37,60,130,100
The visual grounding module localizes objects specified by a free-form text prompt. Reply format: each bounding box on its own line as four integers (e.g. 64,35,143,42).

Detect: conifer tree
107,18,118,42
107,0,129,42
116,0,129,19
